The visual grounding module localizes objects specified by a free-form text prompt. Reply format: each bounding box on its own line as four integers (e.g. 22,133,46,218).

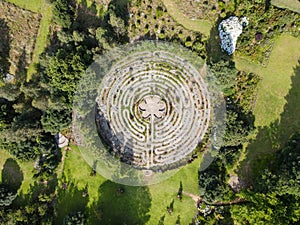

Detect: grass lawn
234,34,300,183
162,0,212,36
56,145,200,224
0,150,35,194
235,34,300,128
147,158,200,225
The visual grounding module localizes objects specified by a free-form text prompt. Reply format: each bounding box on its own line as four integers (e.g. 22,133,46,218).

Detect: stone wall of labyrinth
96,50,211,170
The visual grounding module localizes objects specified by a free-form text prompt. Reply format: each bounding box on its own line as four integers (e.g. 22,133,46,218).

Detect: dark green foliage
0,179,57,224
45,48,92,105
103,0,130,44
64,211,86,225
52,0,75,28
33,135,61,179
198,158,229,202
231,190,300,224
255,132,300,196
41,109,71,134
219,146,242,167
223,108,255,147
207,60,238,96
0,185,17,206
233,71,261,112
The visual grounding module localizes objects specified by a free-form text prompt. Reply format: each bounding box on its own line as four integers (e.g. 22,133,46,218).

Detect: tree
223,109,255,147
255,132,300,196
45,48,92,105
52,0,75,28
108,12,127,39
207,60,238,96
231,190,300,224
0,185,17,206
198,158,230,202
41,109,71,134
64,211,86,225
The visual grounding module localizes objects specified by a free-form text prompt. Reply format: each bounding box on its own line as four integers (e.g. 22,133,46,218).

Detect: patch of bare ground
172,0,235,21
0,1,40,75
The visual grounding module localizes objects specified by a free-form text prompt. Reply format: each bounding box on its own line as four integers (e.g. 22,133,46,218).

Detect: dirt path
57,147,69,178
183,191,200,207
183,191,247,207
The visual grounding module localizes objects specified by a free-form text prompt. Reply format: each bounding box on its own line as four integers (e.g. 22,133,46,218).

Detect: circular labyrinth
95,50,211,170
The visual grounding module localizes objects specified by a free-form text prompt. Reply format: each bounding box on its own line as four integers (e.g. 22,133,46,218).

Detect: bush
0,185,17,206
64,211,86,225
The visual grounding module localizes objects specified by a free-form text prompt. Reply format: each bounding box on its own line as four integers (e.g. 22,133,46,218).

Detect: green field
235,34,300,127
235,34,300,182
52,146,200,224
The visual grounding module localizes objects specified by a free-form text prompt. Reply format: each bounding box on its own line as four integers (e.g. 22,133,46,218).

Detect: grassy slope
5,0,53,81
235,34,300,127
162,0,212,36
234,34,300,182
147,158,200,225
56,146,200,225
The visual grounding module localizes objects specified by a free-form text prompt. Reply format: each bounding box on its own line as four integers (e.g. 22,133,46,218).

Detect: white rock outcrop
55,132,69,148
218,16,248,55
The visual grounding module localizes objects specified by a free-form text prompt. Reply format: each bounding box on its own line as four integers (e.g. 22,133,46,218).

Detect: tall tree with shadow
54,177,89,224
103,0,130,44
88,180,151,225
0,176,58,224
0,158,23,207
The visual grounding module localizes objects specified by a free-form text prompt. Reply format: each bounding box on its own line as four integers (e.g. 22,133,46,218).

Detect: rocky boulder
218,16,248,55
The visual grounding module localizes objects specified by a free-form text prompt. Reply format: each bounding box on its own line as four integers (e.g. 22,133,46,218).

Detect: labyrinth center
96,50,211,170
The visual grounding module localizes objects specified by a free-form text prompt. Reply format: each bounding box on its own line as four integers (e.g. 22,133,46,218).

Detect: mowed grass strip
235,34,300,127
162,0,212,36
147,158,200,225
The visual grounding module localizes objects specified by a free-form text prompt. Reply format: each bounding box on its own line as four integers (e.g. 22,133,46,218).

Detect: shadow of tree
54,177,89,225
0,18,11,74
74,0,102,33
16,174,58,206
103,0,130,44
1,158,23,192
205,17,232,64
158,214,165,225
237,60,300,185
88,180,151,225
